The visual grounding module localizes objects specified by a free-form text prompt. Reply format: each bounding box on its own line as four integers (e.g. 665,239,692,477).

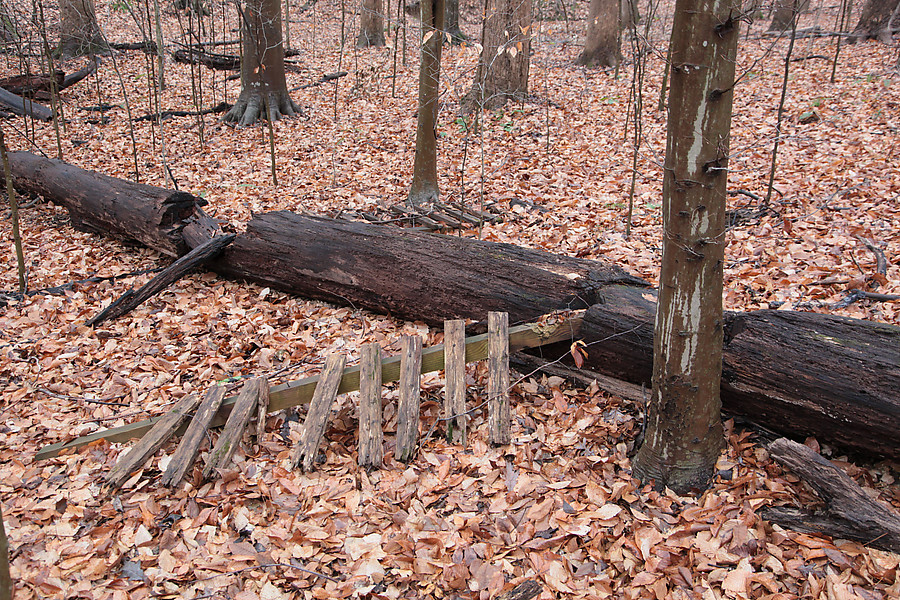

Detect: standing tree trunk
849,0,900,43
358,0,386,47
620,0,639,31
464,0,531,111
225,0,300,125
631,0,741,494
767,0,808,32
407,0,445,206
575,0,620,67
58,0,108,58
446,0,466,43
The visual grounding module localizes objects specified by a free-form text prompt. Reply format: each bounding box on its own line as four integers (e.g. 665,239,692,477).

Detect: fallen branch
0,87,52,121
172,47,240,70
133,101,230,122
86,234,235,326
761,438,900,553
289,71,348,92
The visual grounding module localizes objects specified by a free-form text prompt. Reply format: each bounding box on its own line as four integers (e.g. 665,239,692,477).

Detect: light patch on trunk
687,73,713,176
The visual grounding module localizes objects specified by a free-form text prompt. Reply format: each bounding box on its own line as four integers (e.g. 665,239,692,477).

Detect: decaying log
761,438,900,553
12,153,900,460
106,392,202,488
209,210,646,327
569,285,900,458
5,152,208,257
86,233,235,326
0,87,52,121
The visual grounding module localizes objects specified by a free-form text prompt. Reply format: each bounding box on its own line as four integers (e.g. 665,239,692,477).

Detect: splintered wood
161,386,226,487
395,335,423,463
488,311,511,445
357,343,383,468
203,377,269,478
444,319,467,444
292,354,346,471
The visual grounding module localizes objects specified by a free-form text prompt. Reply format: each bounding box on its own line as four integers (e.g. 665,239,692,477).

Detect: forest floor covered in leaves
0,1,899,598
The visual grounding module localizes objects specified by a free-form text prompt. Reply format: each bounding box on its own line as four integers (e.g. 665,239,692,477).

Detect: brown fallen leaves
0,0,898,598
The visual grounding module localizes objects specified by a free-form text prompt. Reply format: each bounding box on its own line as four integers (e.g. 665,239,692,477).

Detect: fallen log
568,286,900,459
0,87,52,121
9,152,900,459
209,210,645,326
5,152,209,257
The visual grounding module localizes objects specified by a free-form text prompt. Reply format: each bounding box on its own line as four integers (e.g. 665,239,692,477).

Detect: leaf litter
0,1,898,598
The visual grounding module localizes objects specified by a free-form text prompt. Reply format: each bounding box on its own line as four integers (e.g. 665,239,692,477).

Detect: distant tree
58,0,107,58
631,0,740,494
225,0,300,125
575,0,620,68
849,0,900,43
767,0,808,33
464,0,531,110
407,0,445,206
358,0,385,47
446,0,466,43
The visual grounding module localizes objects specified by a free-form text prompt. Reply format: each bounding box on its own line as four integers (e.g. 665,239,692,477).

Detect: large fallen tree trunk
6,152,900,458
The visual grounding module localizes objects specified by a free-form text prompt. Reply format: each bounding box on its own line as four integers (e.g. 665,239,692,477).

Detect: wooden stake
255,376,271,440
160,386,226,487
395,335,422,462
488,312,510,445
444,319,466,444
106,392,202,488
357,343,383,468
202,378,266,478
292,354,346,471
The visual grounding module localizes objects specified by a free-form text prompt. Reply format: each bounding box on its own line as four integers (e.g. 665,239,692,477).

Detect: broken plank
292,354,346,471
444,319,466,444
395,336,423,462
203,378,266,478
357,343,383,468
488,312,510,445
34,315,583,460
105,393,202,488
255,376,271,440
160,387,226,487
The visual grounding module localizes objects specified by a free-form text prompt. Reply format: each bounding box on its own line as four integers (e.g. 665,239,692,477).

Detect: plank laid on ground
35,316,583,460
87,233,236,326
488,312,511,445
396,336,423,462
160,387,226,487
357,344,383,468
255,376,270,440
105,392,202,488
444,319,467,444
292,354,346,471
202,378,266,478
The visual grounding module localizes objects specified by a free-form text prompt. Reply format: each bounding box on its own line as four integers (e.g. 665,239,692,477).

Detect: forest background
0,0,898,598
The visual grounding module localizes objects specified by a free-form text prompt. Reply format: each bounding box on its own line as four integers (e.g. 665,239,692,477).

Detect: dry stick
488,311,510,445
203,377,266,478
395,335,423,462
0,127,26,293
160,386,226,487
357,343,383,468
106,392,204,488
104,40,142,182
36,3,62,160
764,6,799,208
444,319,467,444
265,96,278,185
255,376,271,440
830,0,852,83
152,0,166,90
292,354,347,471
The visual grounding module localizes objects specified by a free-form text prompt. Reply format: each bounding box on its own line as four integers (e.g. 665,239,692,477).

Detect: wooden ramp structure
39,312,582,487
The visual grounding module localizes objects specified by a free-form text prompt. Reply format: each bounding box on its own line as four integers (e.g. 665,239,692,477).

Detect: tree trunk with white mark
631,0,741,494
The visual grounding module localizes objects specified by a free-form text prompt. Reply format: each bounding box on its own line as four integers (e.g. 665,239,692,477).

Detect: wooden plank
444,319,467,444
488,312,511,445
202,378,265,478
35,315,583,460
357,344,383,468
291,354,346,471
160,386,226,487
255,376,270,440
105,392,202,488
395,336,423,462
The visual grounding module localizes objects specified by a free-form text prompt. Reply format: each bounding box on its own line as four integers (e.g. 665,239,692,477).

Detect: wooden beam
34,314,583,460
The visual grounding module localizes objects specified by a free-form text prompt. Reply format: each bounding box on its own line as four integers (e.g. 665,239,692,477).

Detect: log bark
5,152,208,257
570,285,900,458
210,210,646,326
